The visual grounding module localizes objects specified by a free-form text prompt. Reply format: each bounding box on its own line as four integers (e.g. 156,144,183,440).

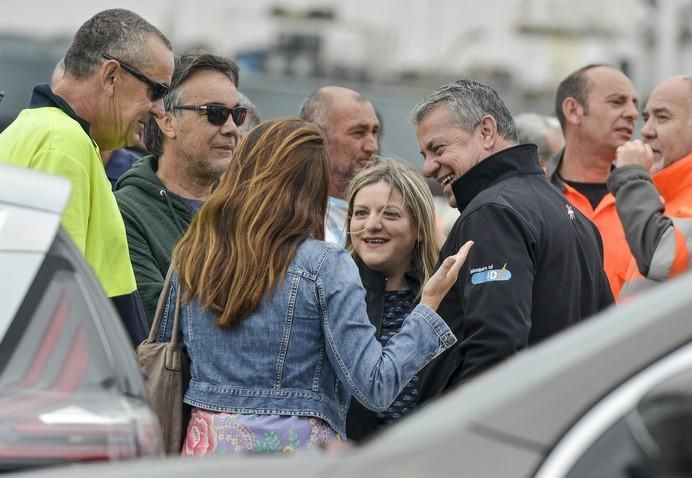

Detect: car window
567,412,654,478
569,367,692,478
538,343,692,478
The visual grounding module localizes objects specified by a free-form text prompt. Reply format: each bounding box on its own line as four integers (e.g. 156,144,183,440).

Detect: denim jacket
156,238,456,436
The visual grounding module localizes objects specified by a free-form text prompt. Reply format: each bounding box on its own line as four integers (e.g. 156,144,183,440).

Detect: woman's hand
420,241,474,310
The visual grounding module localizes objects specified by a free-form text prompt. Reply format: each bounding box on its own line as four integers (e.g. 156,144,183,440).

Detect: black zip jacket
417,144,613,398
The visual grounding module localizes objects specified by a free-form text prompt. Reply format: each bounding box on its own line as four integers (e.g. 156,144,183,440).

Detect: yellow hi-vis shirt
0,106,137,299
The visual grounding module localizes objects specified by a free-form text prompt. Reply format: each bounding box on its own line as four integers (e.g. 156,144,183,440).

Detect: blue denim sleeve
317,248,456,411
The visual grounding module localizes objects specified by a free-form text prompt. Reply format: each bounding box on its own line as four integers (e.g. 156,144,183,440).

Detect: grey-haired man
413,80,613,395
0,8,174,345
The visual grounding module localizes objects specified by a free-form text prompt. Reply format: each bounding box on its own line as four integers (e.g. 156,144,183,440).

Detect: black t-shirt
561,177,609,209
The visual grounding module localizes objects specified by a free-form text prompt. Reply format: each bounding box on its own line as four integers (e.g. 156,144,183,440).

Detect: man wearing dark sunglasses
0,9,174,346
115,53,241,325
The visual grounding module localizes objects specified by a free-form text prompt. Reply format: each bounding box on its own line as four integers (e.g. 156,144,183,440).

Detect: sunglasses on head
173,104,247,127
101,53,169,101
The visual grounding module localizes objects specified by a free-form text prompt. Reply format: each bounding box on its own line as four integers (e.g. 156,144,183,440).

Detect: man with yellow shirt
0,9,174,344
608,75,692,299
547,64,639,298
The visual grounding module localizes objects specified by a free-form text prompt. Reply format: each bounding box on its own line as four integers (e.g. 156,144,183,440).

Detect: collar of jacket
115,154,163,191
653,152,692,201
545,148,566,191
355,256,421,293
29,83,92,137
452,144,543,212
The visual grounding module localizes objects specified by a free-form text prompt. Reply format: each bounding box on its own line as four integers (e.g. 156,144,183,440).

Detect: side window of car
567,411,657,478
538,343,692,478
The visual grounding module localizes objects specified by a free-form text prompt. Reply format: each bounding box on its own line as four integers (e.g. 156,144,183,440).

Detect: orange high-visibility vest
547,151,634,299
560,187,632,299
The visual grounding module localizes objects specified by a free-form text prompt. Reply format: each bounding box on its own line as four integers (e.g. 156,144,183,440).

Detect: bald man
299,86,380,246
608,75,692,299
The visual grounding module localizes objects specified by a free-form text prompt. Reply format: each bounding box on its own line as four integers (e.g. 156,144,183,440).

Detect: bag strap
148,266,182,345
169,277,183,347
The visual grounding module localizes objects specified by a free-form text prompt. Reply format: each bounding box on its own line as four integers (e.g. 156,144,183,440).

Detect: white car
0,164,162,471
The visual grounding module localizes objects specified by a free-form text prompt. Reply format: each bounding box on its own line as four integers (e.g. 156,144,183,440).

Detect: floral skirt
181,408,342,456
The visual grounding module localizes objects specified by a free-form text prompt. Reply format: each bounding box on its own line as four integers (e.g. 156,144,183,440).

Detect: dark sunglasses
173,104,247,127
101,54,169,101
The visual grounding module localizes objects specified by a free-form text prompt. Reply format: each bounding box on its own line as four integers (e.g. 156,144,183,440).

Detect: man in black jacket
413,80,613,395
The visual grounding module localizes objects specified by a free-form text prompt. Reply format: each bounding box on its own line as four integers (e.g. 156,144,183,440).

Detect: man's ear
478,115,498,150
100,59,120,97
562,97,584,125
156,112,177,139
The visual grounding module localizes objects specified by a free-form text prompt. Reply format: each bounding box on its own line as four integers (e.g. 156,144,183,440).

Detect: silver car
9,174,692,476
0,164,162,471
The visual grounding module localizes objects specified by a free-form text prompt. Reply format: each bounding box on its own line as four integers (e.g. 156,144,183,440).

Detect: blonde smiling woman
344,158,443,442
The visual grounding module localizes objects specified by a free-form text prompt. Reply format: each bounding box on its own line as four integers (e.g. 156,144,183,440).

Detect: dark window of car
568,357,692,478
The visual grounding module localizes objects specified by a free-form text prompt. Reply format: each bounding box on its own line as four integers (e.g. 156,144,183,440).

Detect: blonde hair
172,119,329,329
345,158,439,293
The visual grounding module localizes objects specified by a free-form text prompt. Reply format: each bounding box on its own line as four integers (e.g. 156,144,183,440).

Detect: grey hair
237,90,261,134
64,9,171,79
298,88,332,132
144,53,240,157
411,79,518,142
515,113,562,158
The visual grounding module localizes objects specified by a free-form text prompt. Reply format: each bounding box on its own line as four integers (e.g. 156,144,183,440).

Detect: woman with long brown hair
157,118,472,455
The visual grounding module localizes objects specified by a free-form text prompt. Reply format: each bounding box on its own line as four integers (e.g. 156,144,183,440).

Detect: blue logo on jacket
471,267,512,285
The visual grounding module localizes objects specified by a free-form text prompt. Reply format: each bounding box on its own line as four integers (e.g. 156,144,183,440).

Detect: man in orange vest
547,64,639,298
608,75,692,299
